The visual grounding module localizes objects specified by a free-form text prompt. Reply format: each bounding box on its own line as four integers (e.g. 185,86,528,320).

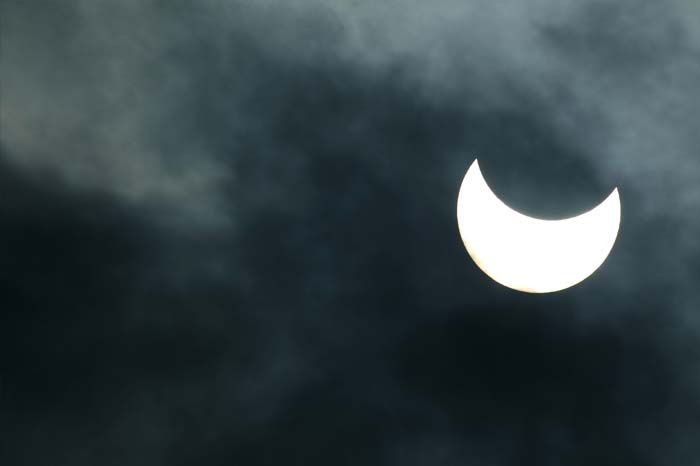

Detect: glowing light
457,160,620,293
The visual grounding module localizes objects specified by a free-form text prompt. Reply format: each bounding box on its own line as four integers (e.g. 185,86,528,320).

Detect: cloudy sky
2,1,700,464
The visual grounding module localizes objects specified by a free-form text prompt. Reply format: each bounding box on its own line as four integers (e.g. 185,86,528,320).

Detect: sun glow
457,160,621,293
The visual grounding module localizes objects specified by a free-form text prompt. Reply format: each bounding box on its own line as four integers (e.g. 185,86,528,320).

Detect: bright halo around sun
457,159,621,293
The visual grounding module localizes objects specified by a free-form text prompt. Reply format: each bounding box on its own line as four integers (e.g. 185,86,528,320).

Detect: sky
2,1,700,464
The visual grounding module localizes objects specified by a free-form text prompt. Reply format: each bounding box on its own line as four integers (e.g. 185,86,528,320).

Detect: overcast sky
2,1,700,465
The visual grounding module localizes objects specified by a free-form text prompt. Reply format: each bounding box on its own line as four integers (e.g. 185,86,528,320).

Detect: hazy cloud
2,1,700,465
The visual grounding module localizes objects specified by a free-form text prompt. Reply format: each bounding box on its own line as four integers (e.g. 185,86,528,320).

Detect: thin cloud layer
2,1,700,465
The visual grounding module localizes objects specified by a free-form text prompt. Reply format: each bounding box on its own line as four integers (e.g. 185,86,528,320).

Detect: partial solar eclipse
457,159,620,293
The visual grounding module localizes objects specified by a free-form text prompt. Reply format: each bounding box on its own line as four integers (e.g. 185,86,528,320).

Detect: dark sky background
2,1,700,465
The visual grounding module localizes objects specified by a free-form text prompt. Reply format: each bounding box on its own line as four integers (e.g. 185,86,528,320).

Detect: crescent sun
457,159,621,293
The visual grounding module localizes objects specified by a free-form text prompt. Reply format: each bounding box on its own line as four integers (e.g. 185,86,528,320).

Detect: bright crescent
457,159,620,293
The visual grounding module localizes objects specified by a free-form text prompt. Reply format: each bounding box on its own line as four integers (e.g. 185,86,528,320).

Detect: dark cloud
540,0,688,74
2,1,700,465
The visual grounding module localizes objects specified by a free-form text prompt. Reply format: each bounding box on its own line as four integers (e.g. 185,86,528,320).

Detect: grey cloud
2,1,700,465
